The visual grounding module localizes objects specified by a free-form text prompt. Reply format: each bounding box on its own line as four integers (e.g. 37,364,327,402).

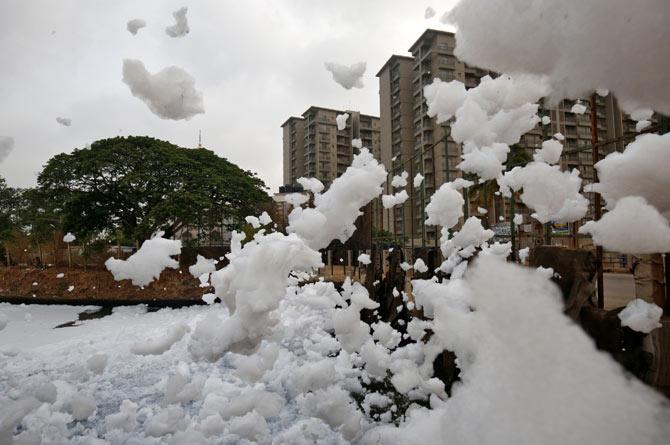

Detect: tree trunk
37,241,43,268
53,234,59,267
650,253,666,311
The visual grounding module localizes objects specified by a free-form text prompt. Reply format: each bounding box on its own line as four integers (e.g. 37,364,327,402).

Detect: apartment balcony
464,77,479,88
437,57,456,69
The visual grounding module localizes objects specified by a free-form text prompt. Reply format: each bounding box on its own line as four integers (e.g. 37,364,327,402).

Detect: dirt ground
0,266,210,305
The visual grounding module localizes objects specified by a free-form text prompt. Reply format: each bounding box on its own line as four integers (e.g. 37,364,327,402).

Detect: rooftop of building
279,116,304,128
375,54,415,77
301,105,345,117
408,28,455,53
300,106,379,121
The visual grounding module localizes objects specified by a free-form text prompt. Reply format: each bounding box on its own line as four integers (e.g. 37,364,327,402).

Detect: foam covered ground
0,298,354,443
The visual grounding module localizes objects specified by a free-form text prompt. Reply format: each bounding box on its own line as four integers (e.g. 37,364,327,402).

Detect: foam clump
0,136,14,163
126,19,146,35
105,399,138,432
571,102,587,114
86,353,108,374
122,59,204,120
579,196,670,254
446,0,670,115
413,173,424,188
454,75,546,146
130,322,190,355
288,149,386,250
188,255,217,279
533,139,563,165
382,190,409,209
367,256,670,444
457,141,509,181
618,299,663,333
165,6,189,38
336,113,349,131
425,179,472,229
499,161,588,223
590,133,670,219
189,232,322,359
284,193,308,207
297,176,324,194
324,62,366,89
423,78,466,123
358,253,371,265
391,171,408,188
56,117,71,127
413,258,428,273
105,232,181,286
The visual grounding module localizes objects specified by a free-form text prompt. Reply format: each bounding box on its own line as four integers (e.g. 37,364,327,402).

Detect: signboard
551,222,569,235
492,222,511,237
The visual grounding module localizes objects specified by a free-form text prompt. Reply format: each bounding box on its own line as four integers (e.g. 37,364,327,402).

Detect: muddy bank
0,266,210,305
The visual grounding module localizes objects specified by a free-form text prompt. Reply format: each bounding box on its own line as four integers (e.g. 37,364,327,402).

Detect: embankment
0,267,208,306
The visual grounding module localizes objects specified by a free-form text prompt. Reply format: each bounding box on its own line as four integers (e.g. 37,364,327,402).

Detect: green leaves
0,177,21,242
36,136,270,243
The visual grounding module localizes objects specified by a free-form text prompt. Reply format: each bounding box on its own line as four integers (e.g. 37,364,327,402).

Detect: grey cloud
165,6,189,38
0,0,457,192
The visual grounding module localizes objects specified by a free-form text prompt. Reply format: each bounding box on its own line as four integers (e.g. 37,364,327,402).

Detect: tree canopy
37,136,270,243
0,176,21,242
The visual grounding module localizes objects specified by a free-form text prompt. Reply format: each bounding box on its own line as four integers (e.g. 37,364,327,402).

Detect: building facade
377,55,415,238
281,106,380,189
376,30,492,246
376,29,646,255
281,117,305,186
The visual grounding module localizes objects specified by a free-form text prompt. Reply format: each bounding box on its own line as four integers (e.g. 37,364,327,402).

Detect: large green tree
38,136,270,243
0,176,21,242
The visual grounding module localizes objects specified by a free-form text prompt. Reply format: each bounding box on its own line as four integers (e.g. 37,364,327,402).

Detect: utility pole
443,127,450,183
410,160,415,254
660,115,670,314
463,186,469,219
540,102,552,247
509,190,517,263
421,149,426,248
590,93,604,309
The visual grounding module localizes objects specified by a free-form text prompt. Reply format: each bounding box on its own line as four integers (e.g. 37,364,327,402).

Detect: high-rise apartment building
281,106,380,188
376,30,491,245
281,117,305,186
510,95,640,227
376,29,646,254
377,55,415,237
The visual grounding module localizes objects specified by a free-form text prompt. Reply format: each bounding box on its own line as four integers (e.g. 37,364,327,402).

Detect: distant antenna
198,130,202,148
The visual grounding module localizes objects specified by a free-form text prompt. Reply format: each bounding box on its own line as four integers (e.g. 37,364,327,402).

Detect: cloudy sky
0,1,456,192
